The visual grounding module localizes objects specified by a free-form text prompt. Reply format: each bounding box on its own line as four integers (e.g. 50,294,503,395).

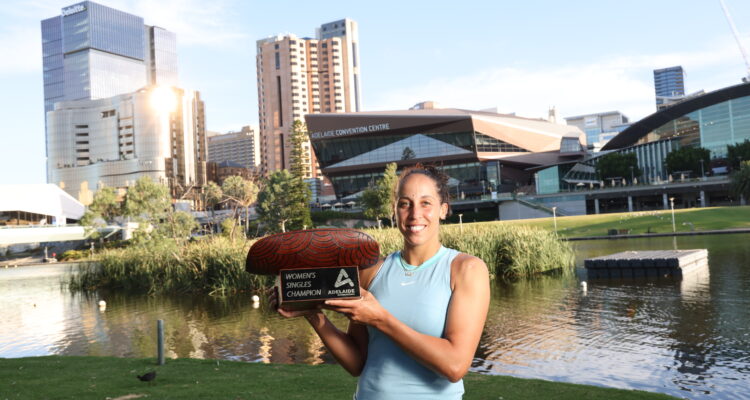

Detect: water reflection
1,234,750,398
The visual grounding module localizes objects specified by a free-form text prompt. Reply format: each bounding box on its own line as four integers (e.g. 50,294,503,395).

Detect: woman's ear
440,203,448,220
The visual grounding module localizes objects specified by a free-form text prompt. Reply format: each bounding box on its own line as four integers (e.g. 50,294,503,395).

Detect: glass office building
41,1,179,112
42,1,179,180
654,66,685,108
306,108,585,199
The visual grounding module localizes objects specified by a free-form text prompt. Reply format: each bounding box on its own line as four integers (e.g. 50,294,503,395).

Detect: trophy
246,228,380,310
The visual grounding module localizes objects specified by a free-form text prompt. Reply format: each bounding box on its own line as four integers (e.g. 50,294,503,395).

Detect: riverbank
0,356,678,399
501,205,750,238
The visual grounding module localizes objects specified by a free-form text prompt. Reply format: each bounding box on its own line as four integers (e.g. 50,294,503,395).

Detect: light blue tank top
356,246,464,400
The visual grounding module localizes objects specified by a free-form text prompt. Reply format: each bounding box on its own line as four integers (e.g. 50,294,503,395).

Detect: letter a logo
335,269,354,288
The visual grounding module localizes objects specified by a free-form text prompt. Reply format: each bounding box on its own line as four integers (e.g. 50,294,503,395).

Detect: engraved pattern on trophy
246,228,380,275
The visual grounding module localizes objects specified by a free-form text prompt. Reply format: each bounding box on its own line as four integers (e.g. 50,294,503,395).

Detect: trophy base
277,266,360,310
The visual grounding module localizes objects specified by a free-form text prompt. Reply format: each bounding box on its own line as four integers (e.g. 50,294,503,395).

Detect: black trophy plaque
277,266,361,310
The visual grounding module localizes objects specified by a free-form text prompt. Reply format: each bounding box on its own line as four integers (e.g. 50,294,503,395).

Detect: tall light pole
669,197,676,233
552,206,558,233
700,159,705,179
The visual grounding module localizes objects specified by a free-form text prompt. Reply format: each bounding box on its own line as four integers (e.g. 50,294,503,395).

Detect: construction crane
719,0,750,82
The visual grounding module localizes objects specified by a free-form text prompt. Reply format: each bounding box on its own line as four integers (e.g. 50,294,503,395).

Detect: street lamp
669,197,676,233
699,159,705,179
458,213,464,233
630,166,634,185
552,206,558,233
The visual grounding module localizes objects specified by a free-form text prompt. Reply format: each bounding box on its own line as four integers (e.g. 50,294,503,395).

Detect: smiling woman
272,163,491,400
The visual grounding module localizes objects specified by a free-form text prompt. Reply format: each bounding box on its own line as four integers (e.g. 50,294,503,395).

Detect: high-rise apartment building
41,1,178,113
207,126,261,170
256,18,361,196
46,86,207,204
654,66,685,109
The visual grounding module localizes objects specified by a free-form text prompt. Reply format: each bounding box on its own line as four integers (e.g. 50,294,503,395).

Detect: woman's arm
271,260,381,376
323,254,490,382
302,312,368,376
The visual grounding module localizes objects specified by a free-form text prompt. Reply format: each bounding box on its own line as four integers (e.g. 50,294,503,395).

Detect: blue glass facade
148,27,179,86
654,66,685,107
638,95,750,158
313,128,515,198
41,1,175,111
42,16,64,113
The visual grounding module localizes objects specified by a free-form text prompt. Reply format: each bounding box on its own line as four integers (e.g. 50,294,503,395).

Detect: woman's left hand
322,288,385,326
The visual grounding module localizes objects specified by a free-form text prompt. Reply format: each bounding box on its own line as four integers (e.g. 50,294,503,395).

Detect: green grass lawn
0,356,678,400
497,206,750,238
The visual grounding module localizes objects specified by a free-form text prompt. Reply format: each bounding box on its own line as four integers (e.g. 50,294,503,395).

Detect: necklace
398,246,445,277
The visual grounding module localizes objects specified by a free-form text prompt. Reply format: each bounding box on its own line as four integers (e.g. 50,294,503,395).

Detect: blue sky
2,0,750,185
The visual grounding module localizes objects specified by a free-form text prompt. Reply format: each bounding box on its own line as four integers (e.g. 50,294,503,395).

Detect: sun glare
150,86,177,114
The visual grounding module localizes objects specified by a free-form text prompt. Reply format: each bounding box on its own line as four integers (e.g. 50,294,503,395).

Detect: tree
361,162,398,227
257,169,312,233
221,175,259,238
202,181,222,233
124,177,171,220
595,152,641,182
123,176,171,241
203,182,223,212
727,139,750,171
401,147,416,160
665,146,710,178
159,210,199,241
731,161,750,202
290,120,309,179
80,186,121,239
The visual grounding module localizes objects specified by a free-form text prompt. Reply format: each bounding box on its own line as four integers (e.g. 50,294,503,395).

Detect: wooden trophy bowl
246,228,380,275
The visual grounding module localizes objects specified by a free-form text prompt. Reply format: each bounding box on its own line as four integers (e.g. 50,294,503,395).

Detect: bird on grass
137,371,156,383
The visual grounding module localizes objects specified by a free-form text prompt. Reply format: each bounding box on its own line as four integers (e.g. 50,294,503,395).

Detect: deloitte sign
61,4,87,16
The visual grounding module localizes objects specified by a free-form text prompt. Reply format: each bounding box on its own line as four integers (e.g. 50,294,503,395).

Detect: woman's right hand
267,286,323,319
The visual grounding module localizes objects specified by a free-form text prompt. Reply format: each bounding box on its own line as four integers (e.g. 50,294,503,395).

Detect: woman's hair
395,163,452,217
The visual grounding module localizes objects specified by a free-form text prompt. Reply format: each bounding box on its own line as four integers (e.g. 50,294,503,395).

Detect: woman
274,164,490,399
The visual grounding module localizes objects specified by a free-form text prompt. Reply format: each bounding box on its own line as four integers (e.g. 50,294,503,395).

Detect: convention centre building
305,107,587,201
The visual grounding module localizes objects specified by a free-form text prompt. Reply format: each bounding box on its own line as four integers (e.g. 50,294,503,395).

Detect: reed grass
70,222,573,294
366,222,575,279
69,236,272,295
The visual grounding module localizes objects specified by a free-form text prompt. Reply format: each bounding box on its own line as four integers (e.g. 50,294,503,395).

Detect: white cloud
368,39,746,122
110,0,247,47
0,0,244,74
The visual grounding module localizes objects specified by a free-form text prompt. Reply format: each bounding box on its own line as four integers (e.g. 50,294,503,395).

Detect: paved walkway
566,228,750,241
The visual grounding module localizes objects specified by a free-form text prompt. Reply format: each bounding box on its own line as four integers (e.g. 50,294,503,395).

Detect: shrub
59,249,88,261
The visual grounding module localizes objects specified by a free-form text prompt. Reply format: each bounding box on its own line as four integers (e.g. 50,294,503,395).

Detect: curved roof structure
308,108,583,151
0,184,84,224
602,82,750,150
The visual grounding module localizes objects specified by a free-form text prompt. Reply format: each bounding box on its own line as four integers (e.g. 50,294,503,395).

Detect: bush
58,249,88,261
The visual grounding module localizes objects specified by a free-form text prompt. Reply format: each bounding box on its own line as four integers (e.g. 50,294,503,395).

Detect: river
1,233,749,398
